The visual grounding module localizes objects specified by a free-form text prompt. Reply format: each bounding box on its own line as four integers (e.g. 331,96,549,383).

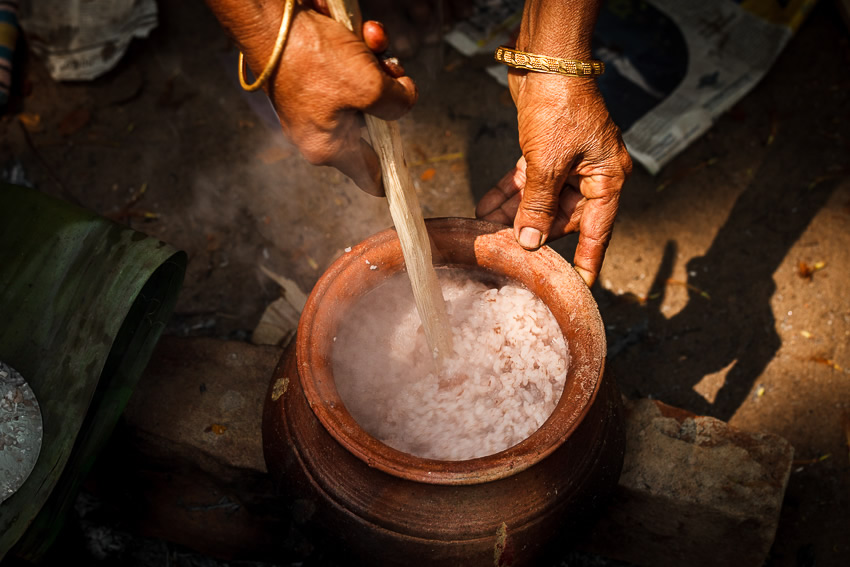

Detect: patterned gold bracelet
494,46,604,77
238,0,296,91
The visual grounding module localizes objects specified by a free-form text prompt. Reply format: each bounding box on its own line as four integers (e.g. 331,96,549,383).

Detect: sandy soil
1,1,848,566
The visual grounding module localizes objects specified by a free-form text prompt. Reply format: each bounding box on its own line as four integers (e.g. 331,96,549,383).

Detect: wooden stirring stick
326,0,453,364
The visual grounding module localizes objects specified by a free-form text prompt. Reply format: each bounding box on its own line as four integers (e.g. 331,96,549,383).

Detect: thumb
513,156,567,250
329,136,384,197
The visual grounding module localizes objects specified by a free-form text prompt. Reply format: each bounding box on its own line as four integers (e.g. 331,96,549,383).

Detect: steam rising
332,268,569,461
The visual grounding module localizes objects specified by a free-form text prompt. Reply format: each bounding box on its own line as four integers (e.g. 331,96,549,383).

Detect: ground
1,1,848,566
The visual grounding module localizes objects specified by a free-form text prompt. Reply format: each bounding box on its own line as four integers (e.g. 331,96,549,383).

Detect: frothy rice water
332,269,569,461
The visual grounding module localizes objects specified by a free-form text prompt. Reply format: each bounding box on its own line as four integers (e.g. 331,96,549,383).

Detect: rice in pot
332,269,569,461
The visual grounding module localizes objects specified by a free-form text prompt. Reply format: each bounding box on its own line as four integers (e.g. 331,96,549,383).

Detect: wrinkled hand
241,5,417,196
476,72,632,287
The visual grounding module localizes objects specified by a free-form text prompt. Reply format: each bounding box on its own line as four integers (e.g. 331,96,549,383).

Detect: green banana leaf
0,183,186,561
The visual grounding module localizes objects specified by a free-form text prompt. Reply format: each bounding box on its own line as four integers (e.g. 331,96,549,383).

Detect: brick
96,336,291,561
581,398,794,567
123,336,281,480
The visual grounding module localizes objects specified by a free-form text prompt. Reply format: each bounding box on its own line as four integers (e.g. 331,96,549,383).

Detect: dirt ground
1,1,849,566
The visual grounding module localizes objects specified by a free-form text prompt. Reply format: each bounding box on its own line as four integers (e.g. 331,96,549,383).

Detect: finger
360,0,420,58
328,135,385,197
573,191,619,287
379,55,406,78
310,0,331,15
548,186,584,237
475,157,526,218
478,192,521,225
513,155,570,250
363,20,389,53
363,21,407,78
361,74,418,121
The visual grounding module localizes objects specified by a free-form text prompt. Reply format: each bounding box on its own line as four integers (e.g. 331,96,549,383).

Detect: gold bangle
494,46,604,77
238,0,296,92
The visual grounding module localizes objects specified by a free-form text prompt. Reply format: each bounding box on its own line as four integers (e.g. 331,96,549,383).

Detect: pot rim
296,217,606,485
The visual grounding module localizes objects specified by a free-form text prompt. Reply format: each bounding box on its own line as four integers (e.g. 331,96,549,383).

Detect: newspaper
445,0,817,174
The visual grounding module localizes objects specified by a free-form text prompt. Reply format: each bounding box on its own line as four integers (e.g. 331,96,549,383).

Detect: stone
581,398,795,567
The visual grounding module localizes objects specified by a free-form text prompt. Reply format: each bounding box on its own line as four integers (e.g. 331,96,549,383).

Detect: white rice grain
332,270,569,461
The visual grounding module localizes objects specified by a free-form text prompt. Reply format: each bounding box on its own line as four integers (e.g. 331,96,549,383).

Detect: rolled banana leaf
0,183,186,560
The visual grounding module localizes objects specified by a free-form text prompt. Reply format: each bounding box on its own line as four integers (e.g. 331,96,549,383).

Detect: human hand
475,72,632,287
237,3,418,196
355,0,474,58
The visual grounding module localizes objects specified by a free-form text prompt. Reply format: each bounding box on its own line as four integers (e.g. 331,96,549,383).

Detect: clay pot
262,218,624,567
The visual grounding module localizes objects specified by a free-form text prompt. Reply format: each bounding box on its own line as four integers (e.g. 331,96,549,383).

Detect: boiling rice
332,269,569,461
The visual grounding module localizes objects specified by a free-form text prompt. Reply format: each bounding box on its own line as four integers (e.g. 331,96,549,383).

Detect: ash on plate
1,360,43,504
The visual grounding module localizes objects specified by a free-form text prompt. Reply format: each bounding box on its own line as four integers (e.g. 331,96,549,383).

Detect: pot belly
262,343,625,567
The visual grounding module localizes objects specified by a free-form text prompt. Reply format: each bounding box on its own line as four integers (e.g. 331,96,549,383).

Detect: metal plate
1,360,43,504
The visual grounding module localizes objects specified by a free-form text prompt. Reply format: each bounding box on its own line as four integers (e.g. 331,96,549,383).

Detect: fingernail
518,227,543,249
380,56,405,78
575,266,593,287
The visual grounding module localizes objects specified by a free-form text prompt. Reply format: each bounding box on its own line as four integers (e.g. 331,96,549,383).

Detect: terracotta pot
262,218,624,567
